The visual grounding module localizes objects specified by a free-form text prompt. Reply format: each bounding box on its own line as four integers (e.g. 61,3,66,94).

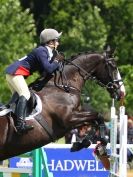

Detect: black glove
54,52,65,62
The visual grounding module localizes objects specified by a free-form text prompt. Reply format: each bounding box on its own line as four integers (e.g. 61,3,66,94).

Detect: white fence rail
110,99,128,177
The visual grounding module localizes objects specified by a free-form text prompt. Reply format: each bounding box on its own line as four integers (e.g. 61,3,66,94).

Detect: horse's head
91,49,125,100
66,48,125,101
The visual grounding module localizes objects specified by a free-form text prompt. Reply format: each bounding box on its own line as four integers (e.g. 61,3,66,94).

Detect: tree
96,0,133,65
97,0,133,115
119,65,133,115
0,0,36,102
44,0,108,56
20,0,51,36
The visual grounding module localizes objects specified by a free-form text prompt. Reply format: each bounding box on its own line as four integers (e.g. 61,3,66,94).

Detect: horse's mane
29,50,103,91
69,51,102,61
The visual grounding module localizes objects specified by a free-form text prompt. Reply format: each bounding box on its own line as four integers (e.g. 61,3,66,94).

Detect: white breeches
6,74,30,100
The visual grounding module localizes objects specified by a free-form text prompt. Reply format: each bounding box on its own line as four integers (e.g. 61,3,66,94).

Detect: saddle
0,92,54,139
0,91,37,118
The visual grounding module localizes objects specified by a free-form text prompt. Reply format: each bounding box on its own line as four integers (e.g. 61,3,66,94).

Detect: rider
0,28,64,135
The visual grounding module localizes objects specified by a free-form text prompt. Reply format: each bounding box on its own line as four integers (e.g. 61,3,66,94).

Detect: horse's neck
64,64,85,91
64,54,101,91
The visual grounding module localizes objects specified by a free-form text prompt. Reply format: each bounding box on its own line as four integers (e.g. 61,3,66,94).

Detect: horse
0,49,123,161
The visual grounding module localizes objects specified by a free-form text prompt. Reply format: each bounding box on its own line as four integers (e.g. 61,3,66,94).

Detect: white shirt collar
46,46,53,61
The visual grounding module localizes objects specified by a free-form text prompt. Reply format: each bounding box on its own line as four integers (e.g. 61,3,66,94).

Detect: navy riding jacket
5,46,59,76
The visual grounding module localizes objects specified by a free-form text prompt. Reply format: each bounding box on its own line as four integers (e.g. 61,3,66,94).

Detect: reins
64,58,110,88
64,59,93,80
53,58,96,93
54,62,71,92
53,53,123,99
55,57,114,91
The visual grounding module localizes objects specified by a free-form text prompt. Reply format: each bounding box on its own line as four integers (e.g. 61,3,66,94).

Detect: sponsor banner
9,144,110,177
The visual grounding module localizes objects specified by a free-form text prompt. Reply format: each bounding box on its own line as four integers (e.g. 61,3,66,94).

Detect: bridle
63,53,122,92
54,51,123,100
102,53,123,90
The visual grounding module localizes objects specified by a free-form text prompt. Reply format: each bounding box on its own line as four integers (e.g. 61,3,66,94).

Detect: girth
35,114,56,142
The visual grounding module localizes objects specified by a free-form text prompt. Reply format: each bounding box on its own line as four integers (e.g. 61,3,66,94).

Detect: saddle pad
25,94,42,120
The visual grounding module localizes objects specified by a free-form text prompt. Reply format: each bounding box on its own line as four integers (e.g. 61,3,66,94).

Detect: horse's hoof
70,142,83,152
70,138,91,152
82,138,91,148
100,137,108,146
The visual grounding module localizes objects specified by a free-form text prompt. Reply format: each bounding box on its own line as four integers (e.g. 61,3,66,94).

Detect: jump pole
110,99,127,177
0,168,31,177
33,148,42,177
119,106,127,177
110,99,119,176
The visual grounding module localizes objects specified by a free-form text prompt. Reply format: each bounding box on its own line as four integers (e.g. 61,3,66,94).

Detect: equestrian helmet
40,28,62,44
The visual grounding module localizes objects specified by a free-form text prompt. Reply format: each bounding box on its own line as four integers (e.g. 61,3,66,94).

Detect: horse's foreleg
69,111,108,151
69,111,99,128
69,111,105,129
97,114,108,145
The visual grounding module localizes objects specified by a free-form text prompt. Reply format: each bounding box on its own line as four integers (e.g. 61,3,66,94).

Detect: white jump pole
110,99,119,177
119,106,127,177
110,99,128,177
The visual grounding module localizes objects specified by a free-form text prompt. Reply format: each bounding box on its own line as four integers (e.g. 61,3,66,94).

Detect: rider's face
53,39,59,49
48,39,59,49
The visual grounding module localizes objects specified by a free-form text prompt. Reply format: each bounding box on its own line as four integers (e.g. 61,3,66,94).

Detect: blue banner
9,145,110,177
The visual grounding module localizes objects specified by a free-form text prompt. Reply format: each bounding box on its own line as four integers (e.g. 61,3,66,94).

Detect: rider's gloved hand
54,52,65,62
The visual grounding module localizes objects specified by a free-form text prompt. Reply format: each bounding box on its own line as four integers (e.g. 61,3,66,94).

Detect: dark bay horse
0,50,123,160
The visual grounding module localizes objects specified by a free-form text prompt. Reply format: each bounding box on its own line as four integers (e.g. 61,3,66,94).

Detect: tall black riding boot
15,96,34,135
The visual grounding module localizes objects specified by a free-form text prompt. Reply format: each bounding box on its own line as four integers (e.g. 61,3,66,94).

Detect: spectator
127,119,133,163
128,119,133,144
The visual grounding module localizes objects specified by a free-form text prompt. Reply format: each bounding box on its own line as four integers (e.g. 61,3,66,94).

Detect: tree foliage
0,0,36,102
119,65,133,114
98,0,133,65
44,0,108,56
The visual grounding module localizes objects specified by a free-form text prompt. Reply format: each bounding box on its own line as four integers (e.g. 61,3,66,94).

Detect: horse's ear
106,45,111,52
104,45,115,57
